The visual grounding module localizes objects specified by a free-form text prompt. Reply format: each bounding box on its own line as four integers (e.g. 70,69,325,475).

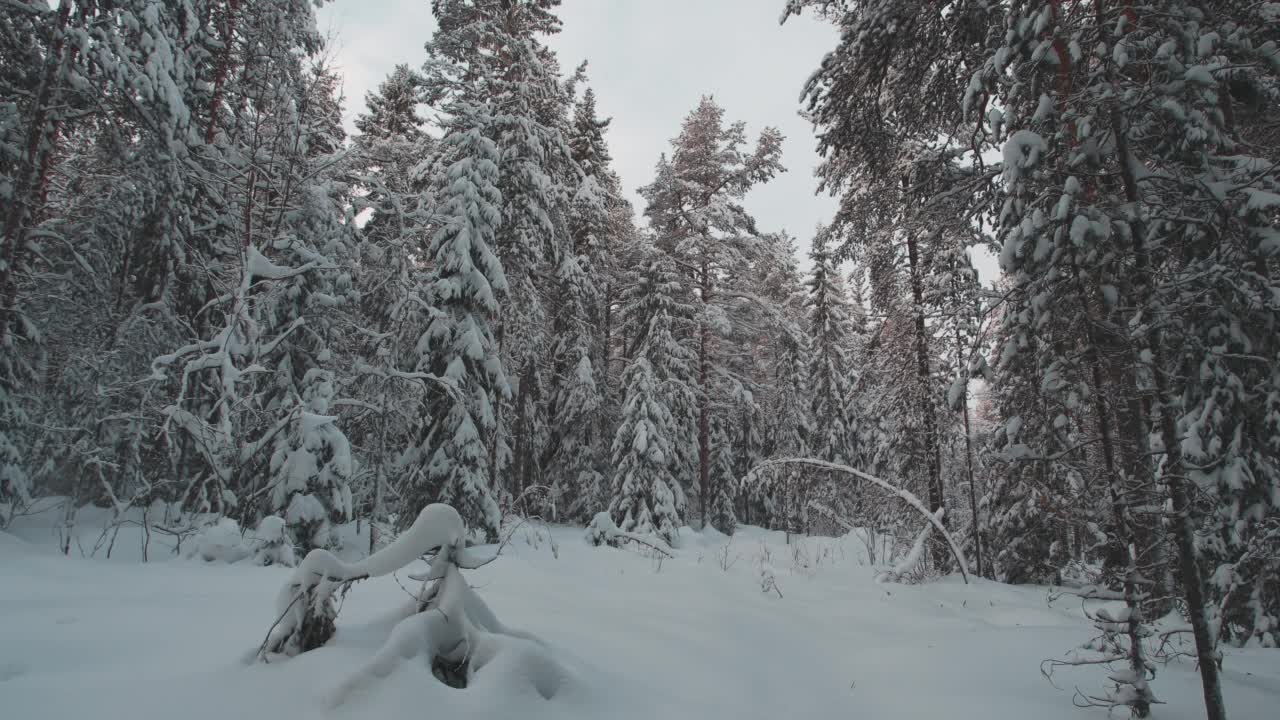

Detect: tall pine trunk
904,232,945,564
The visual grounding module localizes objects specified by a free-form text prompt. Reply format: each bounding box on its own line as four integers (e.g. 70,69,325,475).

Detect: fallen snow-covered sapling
256,503,564,702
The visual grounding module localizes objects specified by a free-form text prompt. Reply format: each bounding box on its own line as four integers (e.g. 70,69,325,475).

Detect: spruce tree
543,77,622,522
609,355,684,545
396,104,509,541
805,227,857,468
268,370,354,553
349,63,434,551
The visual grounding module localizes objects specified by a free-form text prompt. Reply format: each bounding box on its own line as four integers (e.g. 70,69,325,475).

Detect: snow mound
187,517,252,564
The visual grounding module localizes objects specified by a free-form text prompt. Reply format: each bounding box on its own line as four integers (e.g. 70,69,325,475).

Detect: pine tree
747,327,812,531
608,284,699,543
787,0,1000,558
0,0,75,524
640,96,784,525
423,0,578,500
0,0,368,540
931,232,992,577
959,2,1280,715
708,412,739,534
151,2,358,522
356,64,426,142
980,306,1087,586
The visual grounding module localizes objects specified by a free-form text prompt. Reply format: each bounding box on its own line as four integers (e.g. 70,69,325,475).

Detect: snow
1001,130,1047,187
1185,64,1217,86
187,517,253,563
3,509,1279,720
1031,93,1053,124
1244,188,1280,212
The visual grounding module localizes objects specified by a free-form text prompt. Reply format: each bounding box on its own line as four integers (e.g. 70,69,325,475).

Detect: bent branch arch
745,457,970,583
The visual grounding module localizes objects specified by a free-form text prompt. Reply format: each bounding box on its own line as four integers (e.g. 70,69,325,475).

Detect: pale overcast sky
316,0,841,255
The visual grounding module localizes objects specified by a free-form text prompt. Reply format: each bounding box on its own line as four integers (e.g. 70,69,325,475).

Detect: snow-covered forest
2,1,1278,719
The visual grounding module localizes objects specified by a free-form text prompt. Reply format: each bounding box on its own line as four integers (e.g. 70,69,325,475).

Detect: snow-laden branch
585,512,674,558
746,457,970,583
807,501,857,533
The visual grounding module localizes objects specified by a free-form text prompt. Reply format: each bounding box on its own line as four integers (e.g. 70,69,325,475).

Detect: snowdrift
2,510,1278,720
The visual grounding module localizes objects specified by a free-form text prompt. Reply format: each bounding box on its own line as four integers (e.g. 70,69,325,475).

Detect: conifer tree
268,370,354,553
959,2,1280,715
640,96,783,525
151,1,358,521
610,352,685,545
348,63,434,550
543,77,621,521
805,228,857,468
396,105,509,541
615,247,700,502
424,0,577,499
0,0,76,524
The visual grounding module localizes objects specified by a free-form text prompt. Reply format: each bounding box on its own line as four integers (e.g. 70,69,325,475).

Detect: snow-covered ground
2,505,1278,719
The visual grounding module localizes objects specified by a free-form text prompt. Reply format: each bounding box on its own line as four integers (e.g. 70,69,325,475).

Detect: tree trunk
1111,103,1228,720
698,255,711,527
904,232,945,565
371,392,388,556
601,279,614,413
956,329,984,578
1078,283,1152,719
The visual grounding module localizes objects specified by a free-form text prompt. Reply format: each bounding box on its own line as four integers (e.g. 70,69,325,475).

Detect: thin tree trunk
489,330,504,494
1094,4,1222,698
698,256,711,526
1079,289,1152,719
956,332,984,577
602,280,613,410
370,389,388,556
516,359,537,495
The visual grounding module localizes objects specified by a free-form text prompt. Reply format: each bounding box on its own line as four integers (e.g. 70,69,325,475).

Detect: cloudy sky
316,0,841,253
